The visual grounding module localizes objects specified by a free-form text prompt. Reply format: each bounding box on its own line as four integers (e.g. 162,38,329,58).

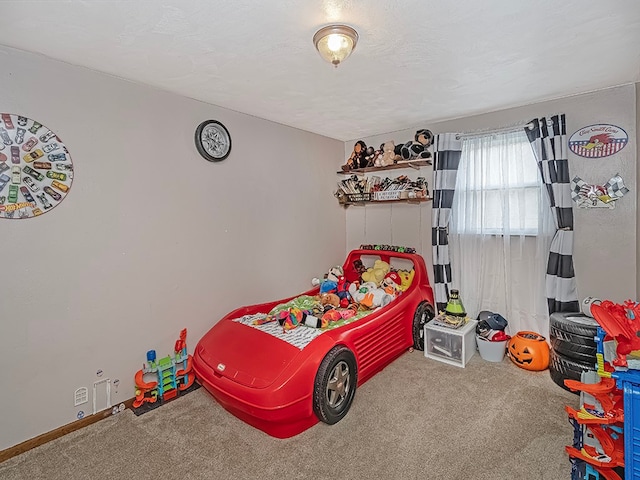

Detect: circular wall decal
195,120,232,162
0,113,73,219
568,123,628,158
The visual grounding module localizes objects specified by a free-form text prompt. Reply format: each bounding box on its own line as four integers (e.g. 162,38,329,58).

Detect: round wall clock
0,113,73,219
195,120,232,162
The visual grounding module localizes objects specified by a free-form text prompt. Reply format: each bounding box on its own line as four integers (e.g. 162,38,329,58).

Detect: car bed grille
353,316,406,373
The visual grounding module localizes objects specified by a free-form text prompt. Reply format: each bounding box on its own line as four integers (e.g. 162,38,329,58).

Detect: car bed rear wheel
412,301,435,351
313,346,357,425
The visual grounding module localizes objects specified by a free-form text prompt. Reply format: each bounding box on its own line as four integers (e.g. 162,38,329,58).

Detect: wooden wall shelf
337,160,432,175
339,197,432,207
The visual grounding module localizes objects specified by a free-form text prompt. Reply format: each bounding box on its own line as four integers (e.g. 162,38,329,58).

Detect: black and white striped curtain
524,114,579,314
431,133,463,313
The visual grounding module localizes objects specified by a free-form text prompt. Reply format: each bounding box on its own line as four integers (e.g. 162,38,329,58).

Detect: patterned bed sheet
232,295,374,350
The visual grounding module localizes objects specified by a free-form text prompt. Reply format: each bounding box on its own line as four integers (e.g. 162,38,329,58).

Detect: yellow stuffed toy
397,269,415,292
361,260,391,286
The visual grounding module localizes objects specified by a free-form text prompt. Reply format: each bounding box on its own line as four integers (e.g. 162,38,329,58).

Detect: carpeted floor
0,350,578,480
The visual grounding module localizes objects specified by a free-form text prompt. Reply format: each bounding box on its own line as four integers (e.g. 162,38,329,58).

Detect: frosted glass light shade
313,24,358,67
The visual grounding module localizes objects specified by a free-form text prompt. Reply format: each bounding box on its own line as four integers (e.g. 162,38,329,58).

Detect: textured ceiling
0,0,639,141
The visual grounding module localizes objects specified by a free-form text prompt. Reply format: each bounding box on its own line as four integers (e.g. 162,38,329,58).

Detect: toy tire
549,326,597,363
548,312,598,363
313,346,357,425
412,301,435,351
549,312,599,337
548,349,596,394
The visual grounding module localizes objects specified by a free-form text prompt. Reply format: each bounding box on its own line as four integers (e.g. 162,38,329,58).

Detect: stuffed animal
348,281,394,309
315,265,344,294
364,146,379,168
335,275,351,308
397,129,434,162
378,141,400,167
397,269,415,292
361,260,391,286
319,293,341,309
382,271,402,295
342,140,367,171
353,259,367,277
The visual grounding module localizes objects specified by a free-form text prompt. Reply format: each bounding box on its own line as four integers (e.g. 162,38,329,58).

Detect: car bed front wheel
313,346,357,425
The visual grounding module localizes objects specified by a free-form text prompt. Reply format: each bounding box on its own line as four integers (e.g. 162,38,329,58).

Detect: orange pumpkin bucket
507,331,550,371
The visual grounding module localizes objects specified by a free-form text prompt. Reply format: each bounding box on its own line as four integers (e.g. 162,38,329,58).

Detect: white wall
0,46,346,450
347,84,637,303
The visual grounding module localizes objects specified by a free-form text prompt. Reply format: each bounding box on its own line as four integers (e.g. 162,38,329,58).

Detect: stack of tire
548,312,600,393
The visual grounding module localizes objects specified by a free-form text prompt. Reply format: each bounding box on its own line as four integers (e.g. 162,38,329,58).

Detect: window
451,130,546,236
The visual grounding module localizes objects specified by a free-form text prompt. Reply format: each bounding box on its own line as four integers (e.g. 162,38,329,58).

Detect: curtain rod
457,116,559,140
456,122,533,140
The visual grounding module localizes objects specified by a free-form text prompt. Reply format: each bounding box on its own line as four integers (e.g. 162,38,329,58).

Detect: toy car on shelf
0,127,13,145
8,184,18,203
0,173,10,192
39,130,56,143
1,114,14,130
23,176,39,192
14,128,25,144
44,186,61,201
23,165,44,181
11,166,20,184
19,186,35,203
11,146,20,164
22,137,38,152
193,247,435,439
42,142,59,153
23,149,44,163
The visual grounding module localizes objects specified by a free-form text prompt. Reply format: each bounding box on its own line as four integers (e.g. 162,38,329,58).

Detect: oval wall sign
568,123,628,158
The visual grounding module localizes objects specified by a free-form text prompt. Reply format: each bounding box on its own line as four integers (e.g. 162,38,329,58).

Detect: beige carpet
0,351,578,480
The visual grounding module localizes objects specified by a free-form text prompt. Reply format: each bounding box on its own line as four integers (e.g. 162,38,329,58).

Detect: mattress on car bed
232,295,373,350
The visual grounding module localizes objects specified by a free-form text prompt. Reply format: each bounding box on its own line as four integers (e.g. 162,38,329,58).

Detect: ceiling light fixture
313,24,358,68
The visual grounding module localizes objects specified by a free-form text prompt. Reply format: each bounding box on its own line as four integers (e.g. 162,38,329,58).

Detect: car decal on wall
0,113,74,219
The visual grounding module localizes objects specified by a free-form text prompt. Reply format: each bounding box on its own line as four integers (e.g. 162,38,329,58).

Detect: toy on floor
132,328,197,413
591,299,640,367
475,311,510,342
506,331,550,371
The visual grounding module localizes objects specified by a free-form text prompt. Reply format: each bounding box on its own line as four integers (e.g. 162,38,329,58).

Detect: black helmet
476,311,508,338
486,313,508,330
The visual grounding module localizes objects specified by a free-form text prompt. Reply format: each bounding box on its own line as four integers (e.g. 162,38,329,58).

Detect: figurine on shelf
342,140,368,171
397,129,434,162
364,146,379,168
377,141,401,167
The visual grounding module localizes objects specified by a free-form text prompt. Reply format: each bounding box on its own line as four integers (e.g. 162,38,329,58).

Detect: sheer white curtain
449,130,555,337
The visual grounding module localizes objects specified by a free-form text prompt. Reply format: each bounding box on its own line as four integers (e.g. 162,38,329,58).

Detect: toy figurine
397,129,434,162
342,140,367,171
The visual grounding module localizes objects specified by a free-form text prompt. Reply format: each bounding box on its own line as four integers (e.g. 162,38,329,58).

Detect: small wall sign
568,123,628,158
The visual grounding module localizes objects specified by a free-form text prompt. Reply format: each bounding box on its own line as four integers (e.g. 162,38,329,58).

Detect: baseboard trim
0,397,135,464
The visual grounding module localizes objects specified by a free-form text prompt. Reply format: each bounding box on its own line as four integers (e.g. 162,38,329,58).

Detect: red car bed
193,247,435,438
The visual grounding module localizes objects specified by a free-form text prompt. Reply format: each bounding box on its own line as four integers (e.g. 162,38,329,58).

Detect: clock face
195,120,231,162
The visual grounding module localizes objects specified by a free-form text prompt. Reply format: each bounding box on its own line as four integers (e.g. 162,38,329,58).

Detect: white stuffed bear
348,281,394,309
377,141,400,167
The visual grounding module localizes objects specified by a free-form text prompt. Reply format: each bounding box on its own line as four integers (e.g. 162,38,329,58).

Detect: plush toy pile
256,259,417,333
340,130,433,172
